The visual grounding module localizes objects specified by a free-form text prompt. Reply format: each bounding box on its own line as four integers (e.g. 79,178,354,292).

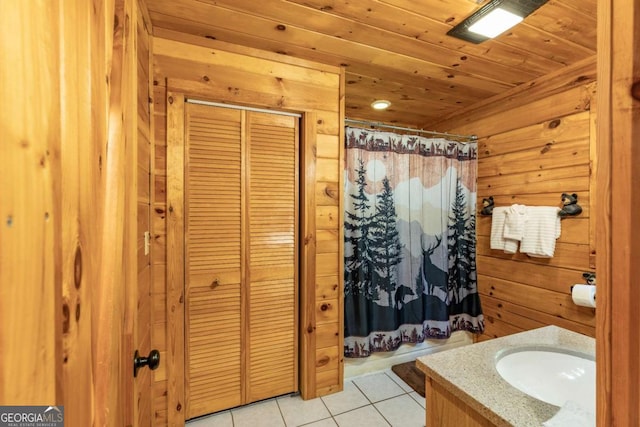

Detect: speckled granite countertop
416,326,595,427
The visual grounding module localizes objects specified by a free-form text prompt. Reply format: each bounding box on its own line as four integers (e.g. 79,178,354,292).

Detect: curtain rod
345,118,477,142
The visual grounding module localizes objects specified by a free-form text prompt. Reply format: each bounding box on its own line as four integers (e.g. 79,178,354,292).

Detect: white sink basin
495,347,595,413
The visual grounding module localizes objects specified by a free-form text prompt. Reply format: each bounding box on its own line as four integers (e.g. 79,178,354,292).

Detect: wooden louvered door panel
246,112,299,403
185,104,244,418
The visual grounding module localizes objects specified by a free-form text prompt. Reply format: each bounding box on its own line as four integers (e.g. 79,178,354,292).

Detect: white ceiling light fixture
468,8,523,38
371,100,391,110
447,0,549,44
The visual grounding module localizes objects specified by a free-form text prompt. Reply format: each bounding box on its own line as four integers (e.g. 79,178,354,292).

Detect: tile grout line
275,397,287,427
384,370,422,395
316,390,339,427
351,374,415,427
278,393,340,427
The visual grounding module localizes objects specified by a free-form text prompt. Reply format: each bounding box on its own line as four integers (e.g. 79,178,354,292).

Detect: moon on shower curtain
366,159,386,182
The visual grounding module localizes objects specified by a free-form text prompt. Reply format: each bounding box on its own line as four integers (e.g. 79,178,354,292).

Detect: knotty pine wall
151,30,344,424
433,58,598,341
2,0,152,425
2,1,64,408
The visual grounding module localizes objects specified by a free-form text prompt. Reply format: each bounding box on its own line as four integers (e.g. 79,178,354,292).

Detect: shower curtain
344,126,484,358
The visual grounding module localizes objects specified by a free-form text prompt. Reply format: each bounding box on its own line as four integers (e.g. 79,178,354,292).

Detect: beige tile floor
186,369,426,427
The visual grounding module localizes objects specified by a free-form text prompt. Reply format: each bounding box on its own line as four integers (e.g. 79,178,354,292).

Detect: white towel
519,206,561,257
542,400,595,427
503,204,527,240
490,207,519,254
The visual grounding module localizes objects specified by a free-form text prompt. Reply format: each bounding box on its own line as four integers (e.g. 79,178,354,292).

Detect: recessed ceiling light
447,0,549,44
468,8,523,38
371,100,391,110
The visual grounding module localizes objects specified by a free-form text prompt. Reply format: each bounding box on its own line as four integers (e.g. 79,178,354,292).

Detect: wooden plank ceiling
147,0,597,128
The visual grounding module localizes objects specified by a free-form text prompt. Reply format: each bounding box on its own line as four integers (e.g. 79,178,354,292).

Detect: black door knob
133,349,160,377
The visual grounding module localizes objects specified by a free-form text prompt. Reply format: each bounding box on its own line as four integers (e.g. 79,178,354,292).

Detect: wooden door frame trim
596,0,640,424
300,113,318,399
166,91,186,425
595,0,611,422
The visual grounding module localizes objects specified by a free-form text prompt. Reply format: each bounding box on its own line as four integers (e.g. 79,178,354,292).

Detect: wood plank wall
2,0,149,425
433,58,598,341
150,30,344,424
1,1,63,407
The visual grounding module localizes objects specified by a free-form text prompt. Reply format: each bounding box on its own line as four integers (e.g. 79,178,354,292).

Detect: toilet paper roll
571,284,596,308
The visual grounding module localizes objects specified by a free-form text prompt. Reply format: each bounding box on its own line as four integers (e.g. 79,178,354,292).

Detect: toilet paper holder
570,272,596,293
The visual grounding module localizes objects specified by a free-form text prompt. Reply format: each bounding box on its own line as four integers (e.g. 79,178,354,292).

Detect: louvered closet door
184,104,298,418
246,112,298,403
185,104,244,418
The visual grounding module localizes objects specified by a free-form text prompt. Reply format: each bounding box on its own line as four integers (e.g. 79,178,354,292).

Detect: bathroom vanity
416,326,595,427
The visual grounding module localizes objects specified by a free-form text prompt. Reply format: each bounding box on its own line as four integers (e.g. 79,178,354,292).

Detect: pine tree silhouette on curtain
447,177,482,325
463,213,478,297
447,178,468,304
369,177,403,308
344,159,378,301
